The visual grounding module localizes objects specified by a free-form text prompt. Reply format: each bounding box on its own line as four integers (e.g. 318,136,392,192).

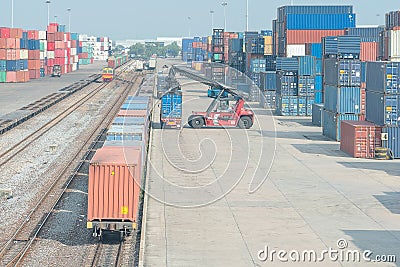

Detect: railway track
0,69,144,267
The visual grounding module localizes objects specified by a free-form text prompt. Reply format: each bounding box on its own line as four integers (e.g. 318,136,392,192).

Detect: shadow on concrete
342,230,400,266
373,192,400,215
292,143,346,157
338,161,400,177
275,117,314,127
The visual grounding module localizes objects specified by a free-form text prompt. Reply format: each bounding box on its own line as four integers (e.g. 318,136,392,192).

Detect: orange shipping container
55,32,64,41
0,49,6,60
28,59,40,70
360,42,378,62
6,49,19,60
286,30,345,44
28,50,40,60
6,71,17,82
16,71,24,82
6,38,18,49
87,147,142,225
0,38,6,49
9,28,23,38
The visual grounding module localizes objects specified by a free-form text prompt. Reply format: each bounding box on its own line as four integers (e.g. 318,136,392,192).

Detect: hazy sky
1,1,399,40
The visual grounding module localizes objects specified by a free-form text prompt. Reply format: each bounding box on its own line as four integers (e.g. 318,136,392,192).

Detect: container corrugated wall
360,42,378,62
298,55,316,76
382,126,400,158
286,30,345,44
276,57,298,71
366,91,400,126
324,85,361,114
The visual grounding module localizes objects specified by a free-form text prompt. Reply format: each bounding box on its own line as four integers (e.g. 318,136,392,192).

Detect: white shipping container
71,48,77,55
67,41,71,48
20,49,28,59
72,63,77,71
39,31,47,40
286,44,306,57
40,51,45,60
47,51,55,59
64,33,67,42
74,55,79,63
389,30,400,58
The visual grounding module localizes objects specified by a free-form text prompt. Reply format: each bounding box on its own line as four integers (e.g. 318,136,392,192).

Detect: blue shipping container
382,126,400,158
106,126,144,141
324,59,361,87
161,92,182,119
298,76,315,96
6,60,18,71
366,91,400,126
285,13,356,30
298,56,316,76
315,75,323,91
265,55,277,71
276,57,298,71
311,43,323,58
337,35,361,56
365,62,400,94
276,95,298,116
260,90,276,108
265,72,277,90
0,60,6,71
345,27,384,39
316,59,322,75
18,59,28,70
314,91,323,104
277,74,298,96
120,103,148,110
324,85,361,114
298,96,314,116
278,6,353,16
323,36,339,56
323,110,361,141
312,103,324,126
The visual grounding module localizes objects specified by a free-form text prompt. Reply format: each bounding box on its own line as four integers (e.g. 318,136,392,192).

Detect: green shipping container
40,42,45,51
0,71,6,83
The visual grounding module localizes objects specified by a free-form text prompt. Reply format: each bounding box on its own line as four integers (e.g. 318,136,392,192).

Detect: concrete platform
0,61,106,117
141,70,400,266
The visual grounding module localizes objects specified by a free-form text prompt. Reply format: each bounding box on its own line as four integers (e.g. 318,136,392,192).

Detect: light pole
221,2,227,31
67,8,71,32
210,10,214,32
11,0,14,28
187,16,191,37
54,15,57,23
246,0,248,31
45,0,51,25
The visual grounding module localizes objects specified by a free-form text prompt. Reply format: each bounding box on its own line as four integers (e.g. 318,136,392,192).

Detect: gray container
276,57,298,71
324,58,361,87
312,103,324,126
322,110,361,141
112,117,145,126
382,126,400,158
366,91,400,126
365,61,400,94
324,85,361,114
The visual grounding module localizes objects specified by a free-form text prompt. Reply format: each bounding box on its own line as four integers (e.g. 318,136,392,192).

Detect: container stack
46,23,57,75
305,43,323,103
70,33,79,72
0,28,23,82
260,56,277,108
365,61,400,158
224,32,238,64
78,34,91,66
38,30,47,77
181,38,193,63
275,5,355,57
322,57,363,141
345,26,383,61
275,56,316,116
228,38,245,73
89,36,111,61
28,30,41,79
380,11,400,61
262,30,273,56
244,31,264,87
18,31,30,82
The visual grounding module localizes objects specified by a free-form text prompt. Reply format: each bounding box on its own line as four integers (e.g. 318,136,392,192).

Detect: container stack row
365,61,400,158
274,56,316,116
0,25,110,83
380,11,400,61
88,36,112,61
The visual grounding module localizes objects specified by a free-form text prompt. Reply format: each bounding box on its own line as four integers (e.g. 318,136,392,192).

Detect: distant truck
149,57,156,70
136,60,144,71
160,89,182,129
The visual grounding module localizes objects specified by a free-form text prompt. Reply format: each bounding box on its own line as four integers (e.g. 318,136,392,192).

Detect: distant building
116,37,182,48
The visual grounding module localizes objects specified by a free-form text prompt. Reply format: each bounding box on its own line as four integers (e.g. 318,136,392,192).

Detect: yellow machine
102,67,114,82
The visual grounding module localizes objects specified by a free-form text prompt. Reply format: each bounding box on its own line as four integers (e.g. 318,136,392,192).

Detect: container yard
0,2,400,267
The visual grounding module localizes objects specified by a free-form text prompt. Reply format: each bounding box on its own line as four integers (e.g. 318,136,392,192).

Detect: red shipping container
23,70,30,82
71,41,77,48
16,71,25,82
6,71,17,82
6,38,17,49
27,30,39,40
6,49,19,60
47,58,55,67
29,69,40,79
0,38,6,49
91,58,94,64
9,28,23,38
47,42,55,51
79,41,83,47
47,33,55,42
47,66,53,74
55,49,65,58
0,49,5,60
28,59,40,70
66,32,71,41
55,58,64,65
47,23,58,33
286,30,345,44
28,50,40,60
87,147,142,224
55,32,64,41
360,42,378,62
340,121,382,159
0,27,11,38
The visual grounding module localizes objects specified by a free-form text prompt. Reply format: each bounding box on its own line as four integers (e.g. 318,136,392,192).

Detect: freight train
87,74,154,240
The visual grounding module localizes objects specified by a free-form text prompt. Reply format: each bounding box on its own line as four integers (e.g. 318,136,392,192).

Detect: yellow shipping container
264,45,273,55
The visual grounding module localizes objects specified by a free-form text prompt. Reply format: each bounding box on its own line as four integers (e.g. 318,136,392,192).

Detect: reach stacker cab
51,64,61,77
188,88,254,129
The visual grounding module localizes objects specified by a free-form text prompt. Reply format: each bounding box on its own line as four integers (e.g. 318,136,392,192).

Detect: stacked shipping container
365,61,400,158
